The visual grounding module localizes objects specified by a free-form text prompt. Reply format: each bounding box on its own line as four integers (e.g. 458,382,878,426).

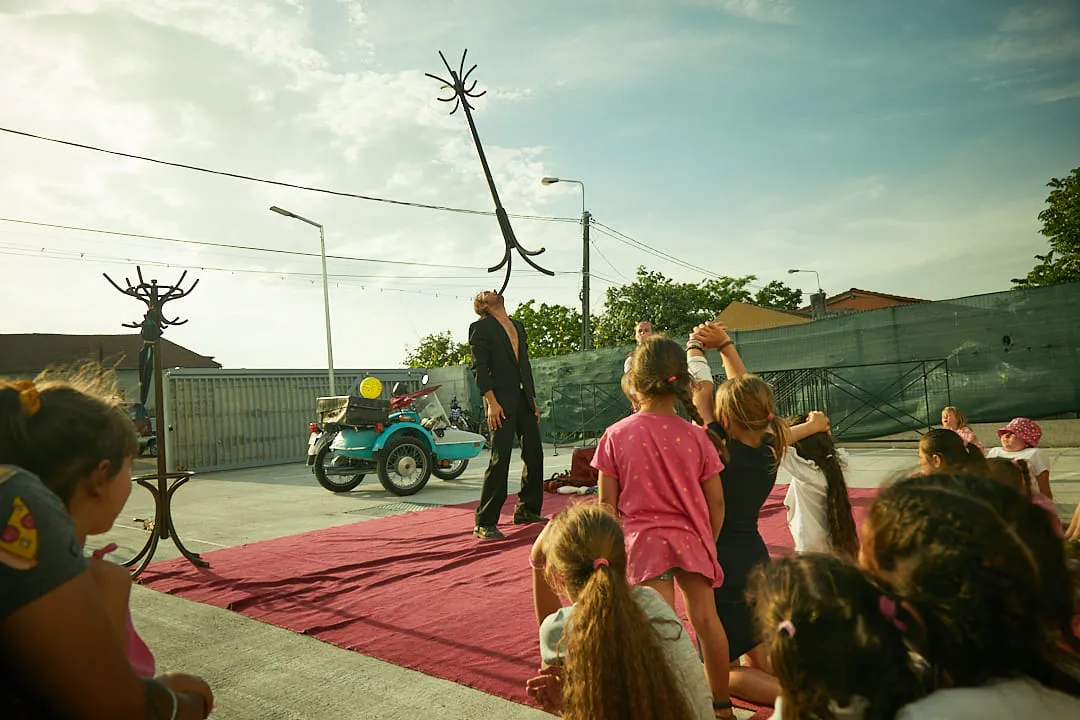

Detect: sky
0,0,1077,369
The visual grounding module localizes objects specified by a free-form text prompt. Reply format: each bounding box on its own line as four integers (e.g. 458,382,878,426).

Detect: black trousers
476,389,544,527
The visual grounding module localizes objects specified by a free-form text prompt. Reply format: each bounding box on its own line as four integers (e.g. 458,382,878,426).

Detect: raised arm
787,411,830,444
691,322,746,379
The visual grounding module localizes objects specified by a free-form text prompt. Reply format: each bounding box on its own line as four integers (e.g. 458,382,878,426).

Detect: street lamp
541,177,591,350
270,205,336,395
787,268,823,295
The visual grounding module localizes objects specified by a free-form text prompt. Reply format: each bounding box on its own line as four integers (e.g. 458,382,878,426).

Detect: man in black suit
468,290,546,539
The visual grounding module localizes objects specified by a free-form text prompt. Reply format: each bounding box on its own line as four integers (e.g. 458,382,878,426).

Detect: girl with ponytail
686,321,828,706
585,335,736,717
528,504,715,720
781,416,859,557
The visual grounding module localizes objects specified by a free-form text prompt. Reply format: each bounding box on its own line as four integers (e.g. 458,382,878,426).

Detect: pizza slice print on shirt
0,496,39,570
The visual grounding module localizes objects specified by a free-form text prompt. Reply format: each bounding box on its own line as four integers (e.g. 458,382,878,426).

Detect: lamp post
270,205,336,395
541,177,591,350
788,268,825,320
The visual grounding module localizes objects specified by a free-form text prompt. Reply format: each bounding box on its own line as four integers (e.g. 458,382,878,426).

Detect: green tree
753,280,805,310
592,267,801,347
511,299,583,357
403,331,471,368
1014,167,1080,287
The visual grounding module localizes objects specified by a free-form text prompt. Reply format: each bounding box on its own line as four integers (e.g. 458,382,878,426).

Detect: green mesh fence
522,282,1080,443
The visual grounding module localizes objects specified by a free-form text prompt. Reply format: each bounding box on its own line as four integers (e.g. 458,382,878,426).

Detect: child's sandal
713,699,735,719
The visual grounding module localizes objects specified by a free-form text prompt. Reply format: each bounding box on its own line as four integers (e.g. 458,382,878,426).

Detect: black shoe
473,525,506,540
513,510,548,525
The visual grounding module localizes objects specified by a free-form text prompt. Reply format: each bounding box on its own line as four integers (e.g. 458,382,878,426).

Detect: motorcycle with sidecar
306,376,486,496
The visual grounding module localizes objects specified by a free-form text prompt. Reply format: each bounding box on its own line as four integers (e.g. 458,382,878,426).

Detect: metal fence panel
163,368,425,472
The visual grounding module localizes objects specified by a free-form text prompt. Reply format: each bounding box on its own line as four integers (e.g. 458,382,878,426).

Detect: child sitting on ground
987,417,1053,498
917,428,988,476
0,370,213,717
526,503,715,720
780,417,859,557
861,474,1080,717
940,406,984,452
986,457,1062,537
750,554,929,719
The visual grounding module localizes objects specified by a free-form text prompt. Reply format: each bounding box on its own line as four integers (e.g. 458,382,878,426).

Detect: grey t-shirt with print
539,585,715,720
0,465,87,618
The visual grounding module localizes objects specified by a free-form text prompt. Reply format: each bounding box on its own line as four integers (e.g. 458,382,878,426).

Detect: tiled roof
0,334,221,372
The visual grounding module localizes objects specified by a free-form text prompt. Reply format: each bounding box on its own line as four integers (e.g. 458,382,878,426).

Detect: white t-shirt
769,695,870,719
779,448,850,554
623,353,634,375
986,446,1050,494
540,585,714,720
896,678,1080,719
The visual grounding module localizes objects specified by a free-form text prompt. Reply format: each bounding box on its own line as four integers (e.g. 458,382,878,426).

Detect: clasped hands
688,321,732,350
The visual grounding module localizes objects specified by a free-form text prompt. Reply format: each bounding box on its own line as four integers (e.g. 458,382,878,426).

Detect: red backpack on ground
543,447,600,493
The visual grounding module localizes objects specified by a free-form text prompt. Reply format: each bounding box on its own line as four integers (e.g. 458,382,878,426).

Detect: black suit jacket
469,315,537,413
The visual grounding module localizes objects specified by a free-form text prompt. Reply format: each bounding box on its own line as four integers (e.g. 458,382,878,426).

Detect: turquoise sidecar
307,384,486,496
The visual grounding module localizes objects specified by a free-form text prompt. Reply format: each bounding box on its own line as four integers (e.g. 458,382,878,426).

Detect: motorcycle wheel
313,445,366,493
146,438,158,458
432,459,468,481
377,435,432,496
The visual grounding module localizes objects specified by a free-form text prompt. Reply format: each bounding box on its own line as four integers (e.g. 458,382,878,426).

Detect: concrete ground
105,445,1080,720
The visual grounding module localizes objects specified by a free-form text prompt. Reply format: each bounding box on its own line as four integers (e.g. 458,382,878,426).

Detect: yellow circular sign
358,377,383,399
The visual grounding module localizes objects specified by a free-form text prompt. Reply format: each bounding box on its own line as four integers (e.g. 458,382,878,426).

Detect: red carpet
140,485,877,718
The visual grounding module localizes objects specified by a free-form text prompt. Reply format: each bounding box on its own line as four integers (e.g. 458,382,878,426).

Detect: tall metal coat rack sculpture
427,50,555,293
104,267,209,578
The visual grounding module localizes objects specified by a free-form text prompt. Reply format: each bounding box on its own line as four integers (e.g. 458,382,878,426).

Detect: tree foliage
512,299,583,357
591,267,802,347
1014,167,1080,288
404,268,804,366
753,280,805,310
403,331,471,369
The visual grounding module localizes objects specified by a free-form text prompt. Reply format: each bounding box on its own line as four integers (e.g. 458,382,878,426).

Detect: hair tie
777,620,795,637
878,595,908,632
592,557,609,570
667,375,677,383
824,453,835,460
766,413,775,422
1010,458,1020,468
11,380,41,417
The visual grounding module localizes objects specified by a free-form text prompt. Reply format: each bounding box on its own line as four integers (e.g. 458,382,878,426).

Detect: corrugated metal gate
163,368,424,472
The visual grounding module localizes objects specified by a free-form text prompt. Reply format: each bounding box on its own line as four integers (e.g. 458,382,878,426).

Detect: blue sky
0,0,1077,368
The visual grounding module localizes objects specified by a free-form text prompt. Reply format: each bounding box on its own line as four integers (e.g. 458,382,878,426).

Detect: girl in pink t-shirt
592,335,735,718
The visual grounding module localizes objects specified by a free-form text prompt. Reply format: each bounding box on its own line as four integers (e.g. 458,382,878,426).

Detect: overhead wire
590,219,770,291
0,216,581,274
0,127,579,223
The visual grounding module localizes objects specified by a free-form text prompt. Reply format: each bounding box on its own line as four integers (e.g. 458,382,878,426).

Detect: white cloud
1033,81,1080,103
0,0,581,368
698,0,794,24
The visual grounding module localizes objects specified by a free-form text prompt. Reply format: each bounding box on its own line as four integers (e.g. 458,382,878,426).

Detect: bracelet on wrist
165,687,178,720
686,342,704,351
717,340,734,351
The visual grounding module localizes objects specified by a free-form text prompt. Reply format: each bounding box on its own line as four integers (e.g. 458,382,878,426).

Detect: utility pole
582,210,592,350
540,176,589,350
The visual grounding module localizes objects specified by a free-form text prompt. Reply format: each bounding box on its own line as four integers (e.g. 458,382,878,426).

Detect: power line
0,216,581,274
0,240,604,289
590,219,768,291
0,245,577,298
589,238,633,282
590,220,722,278
0,126,579,223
